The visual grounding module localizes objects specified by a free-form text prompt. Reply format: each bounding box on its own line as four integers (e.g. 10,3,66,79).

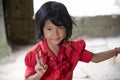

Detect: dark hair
35,1,74,40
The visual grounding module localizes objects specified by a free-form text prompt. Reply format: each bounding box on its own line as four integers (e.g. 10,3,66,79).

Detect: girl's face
43,20,66,46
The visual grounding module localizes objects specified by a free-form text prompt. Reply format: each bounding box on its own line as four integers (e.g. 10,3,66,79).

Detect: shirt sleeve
75,38,93,63
24,51,37,78
79,49,93,63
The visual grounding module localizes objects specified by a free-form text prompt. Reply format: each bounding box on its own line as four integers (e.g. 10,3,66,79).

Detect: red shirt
24,39,93,80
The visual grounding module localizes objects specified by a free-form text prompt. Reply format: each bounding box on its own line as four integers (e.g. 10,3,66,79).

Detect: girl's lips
51,38,59,41
51,38,61,41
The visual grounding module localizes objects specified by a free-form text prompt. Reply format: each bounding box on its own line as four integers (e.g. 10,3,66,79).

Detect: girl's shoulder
27,42,42,53
24,41,42,67
68,38,86,46
64,38,86,51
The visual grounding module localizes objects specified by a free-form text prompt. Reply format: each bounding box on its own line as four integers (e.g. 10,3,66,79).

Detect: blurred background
0,0,120,80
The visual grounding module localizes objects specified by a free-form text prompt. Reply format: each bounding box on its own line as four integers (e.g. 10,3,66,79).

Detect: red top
24,39,93,80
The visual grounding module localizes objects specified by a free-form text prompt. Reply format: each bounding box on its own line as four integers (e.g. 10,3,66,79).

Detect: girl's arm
25,64,48,80
25,73,42,80
91,47,120,63
25,51,48,80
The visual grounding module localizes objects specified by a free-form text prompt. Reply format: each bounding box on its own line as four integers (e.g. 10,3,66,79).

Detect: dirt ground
0,37,120,80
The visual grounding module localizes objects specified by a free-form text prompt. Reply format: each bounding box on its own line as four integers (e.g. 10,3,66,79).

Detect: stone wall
0,0,13,64
71,15,120,39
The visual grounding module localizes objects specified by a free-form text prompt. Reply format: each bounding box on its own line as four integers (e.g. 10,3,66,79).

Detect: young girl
24,1,120,80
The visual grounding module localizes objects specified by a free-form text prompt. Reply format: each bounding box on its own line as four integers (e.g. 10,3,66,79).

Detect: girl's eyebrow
44,26,51,28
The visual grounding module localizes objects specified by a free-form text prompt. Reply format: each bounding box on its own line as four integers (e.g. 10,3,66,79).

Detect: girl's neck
47,43,60,56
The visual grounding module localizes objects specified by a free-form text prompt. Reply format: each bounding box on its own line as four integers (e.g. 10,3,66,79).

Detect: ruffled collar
39,38,72,78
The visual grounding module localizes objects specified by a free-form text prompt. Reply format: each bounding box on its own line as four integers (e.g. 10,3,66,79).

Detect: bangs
50,18,64,27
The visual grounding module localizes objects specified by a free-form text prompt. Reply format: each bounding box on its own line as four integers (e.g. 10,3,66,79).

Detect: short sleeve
79,49,93,63
24,51,37,78
75,39,93,63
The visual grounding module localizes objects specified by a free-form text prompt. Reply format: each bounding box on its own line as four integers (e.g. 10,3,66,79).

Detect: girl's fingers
43,64,48,70
35,63,43,70
35,53,39,64
36,51,47,69
39,51,44,65
35,51,48,74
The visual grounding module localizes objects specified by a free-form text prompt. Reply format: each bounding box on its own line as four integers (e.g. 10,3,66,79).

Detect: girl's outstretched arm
91,47,120,63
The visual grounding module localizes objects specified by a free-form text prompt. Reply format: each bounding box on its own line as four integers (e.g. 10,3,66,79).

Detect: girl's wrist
35,72,42,79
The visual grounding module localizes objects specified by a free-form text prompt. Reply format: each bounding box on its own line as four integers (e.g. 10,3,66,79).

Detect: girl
24,1,120,80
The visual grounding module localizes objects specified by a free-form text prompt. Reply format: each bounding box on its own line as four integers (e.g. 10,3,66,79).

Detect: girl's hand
35,51,48,77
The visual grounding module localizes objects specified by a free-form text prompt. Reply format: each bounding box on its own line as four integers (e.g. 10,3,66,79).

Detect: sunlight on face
43,20,66,46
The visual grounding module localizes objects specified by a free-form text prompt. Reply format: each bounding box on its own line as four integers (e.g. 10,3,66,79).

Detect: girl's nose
53,29,59,36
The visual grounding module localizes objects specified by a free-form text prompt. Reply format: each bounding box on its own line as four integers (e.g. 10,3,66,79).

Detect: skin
43,20,66,56
25,20,120,80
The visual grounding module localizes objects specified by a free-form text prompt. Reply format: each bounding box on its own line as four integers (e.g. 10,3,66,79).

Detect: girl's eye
46,28,51,30
59,26,64,29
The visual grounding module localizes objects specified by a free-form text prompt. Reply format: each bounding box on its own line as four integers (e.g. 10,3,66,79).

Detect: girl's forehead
44,20,58,28
44,20,63,27
45,20,52,23
44,20,54,26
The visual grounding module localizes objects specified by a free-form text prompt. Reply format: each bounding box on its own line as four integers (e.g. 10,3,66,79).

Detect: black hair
35,1,75,40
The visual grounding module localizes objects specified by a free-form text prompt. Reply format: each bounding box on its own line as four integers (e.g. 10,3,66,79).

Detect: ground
0,37,120,80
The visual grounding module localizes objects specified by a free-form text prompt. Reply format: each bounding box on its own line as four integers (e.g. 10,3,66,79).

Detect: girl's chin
47,39,63,45
51,41,60,45
50,40,61,45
